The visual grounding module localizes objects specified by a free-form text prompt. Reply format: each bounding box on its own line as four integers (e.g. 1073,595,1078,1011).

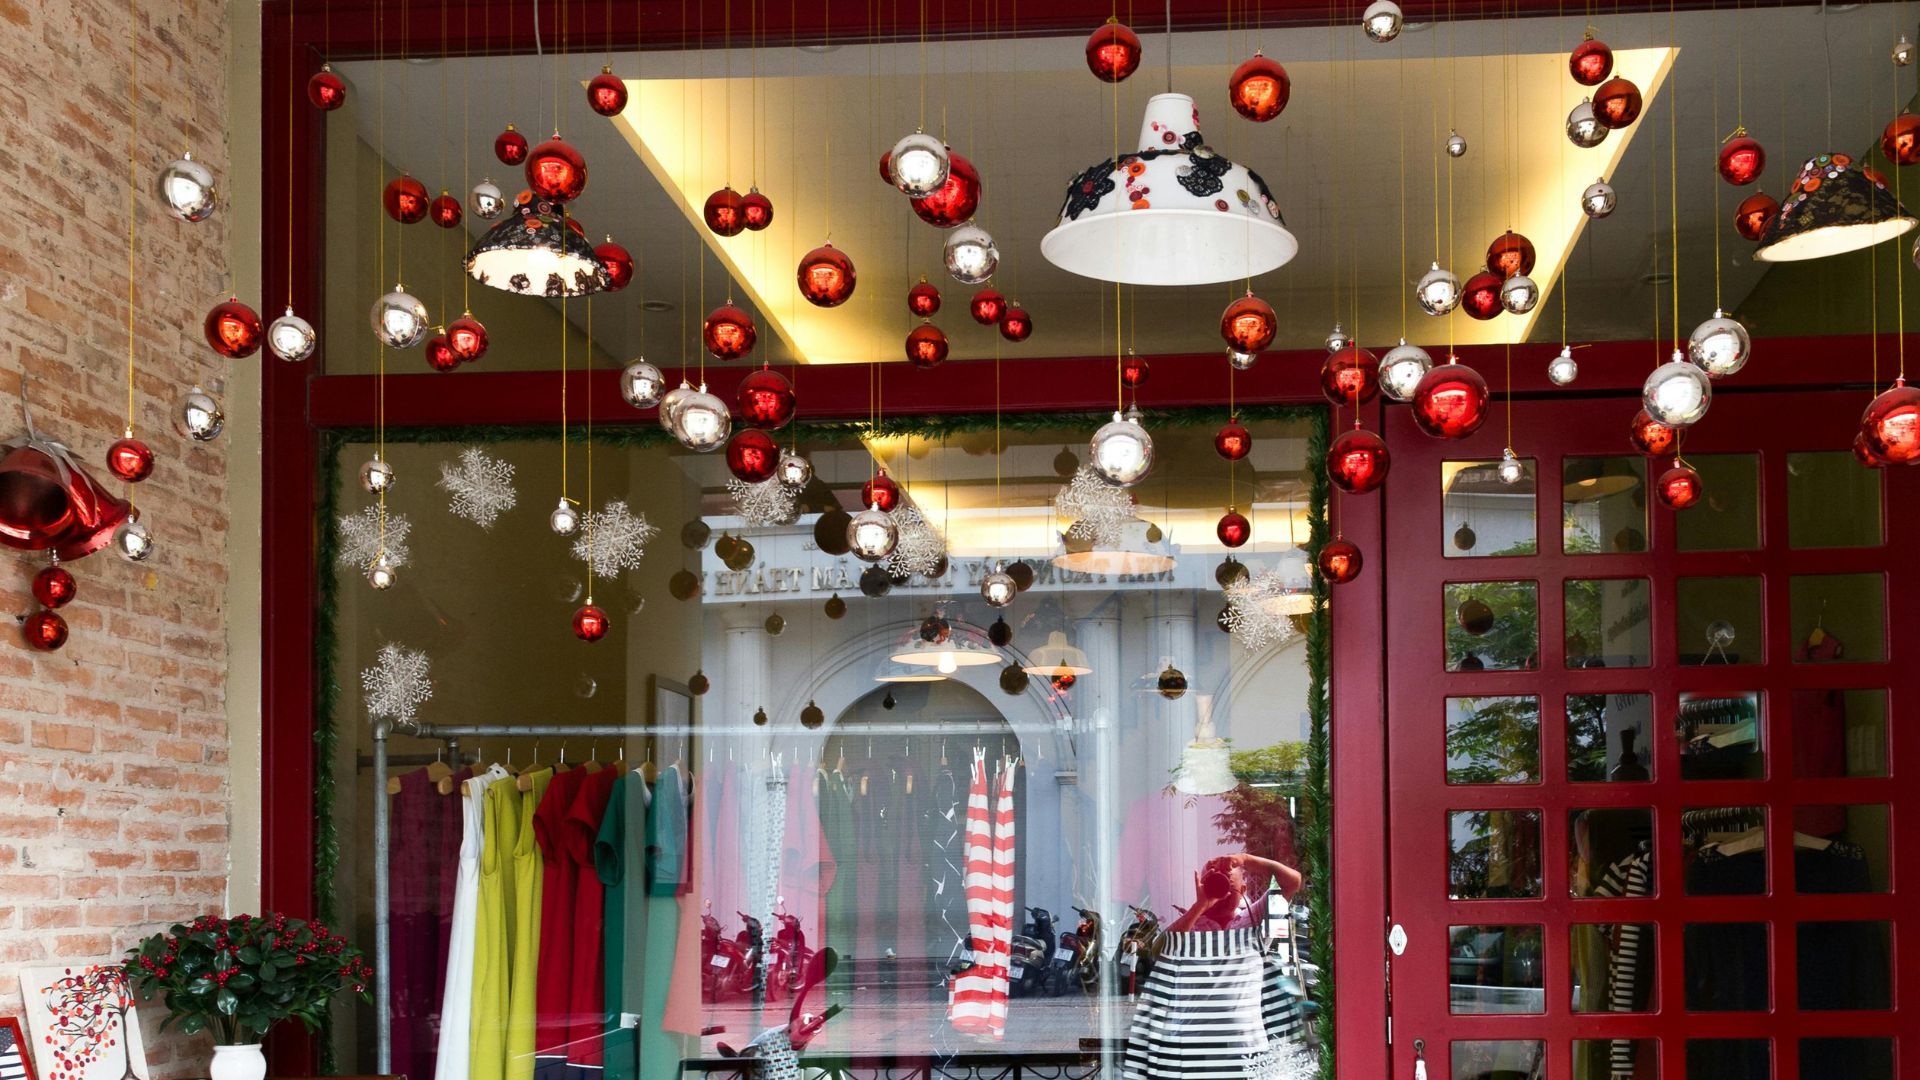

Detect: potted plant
123,913,372,1080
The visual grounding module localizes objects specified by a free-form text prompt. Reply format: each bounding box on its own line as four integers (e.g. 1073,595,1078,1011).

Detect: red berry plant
123,913,373,1044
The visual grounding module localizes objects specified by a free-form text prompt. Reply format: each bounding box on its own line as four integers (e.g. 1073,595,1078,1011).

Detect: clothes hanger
640,745,657,784
516,741,548,791
608,745,630,776
582,743,603,774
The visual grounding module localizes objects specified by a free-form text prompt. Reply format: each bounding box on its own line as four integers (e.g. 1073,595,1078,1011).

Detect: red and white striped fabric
948,750,1017,1040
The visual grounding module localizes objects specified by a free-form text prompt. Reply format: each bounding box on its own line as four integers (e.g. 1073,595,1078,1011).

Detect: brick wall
0,0,233,1070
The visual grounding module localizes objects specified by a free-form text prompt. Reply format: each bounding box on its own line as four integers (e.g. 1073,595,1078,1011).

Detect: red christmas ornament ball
1322,346,1381,406
736,365,796,430
429,192,463,228
525,137,588,201
204,297,263,358
862,470,900,512
1860,377,1920,464
572,603,610,642
1656,463,1703,509
1327,428,1391,494
587,68,628,116
1461,271,1504,321
1593,77,1643,129
910,152,981,228
494,125,529,165
1220,294,1277,352
906,323,950,369
703,304,758,360
1318,538,1364,584
797,244,857,307
999,305,1033,343
32,565,75,608
22,608,67,652
1733,192,1780,241
307,66,347,110
1411,363,1491,439
1229,52,1291,123
907,281,942,317
448,315,488,362
1215,419,1252,461
704,186,746,236
742,189,774,231
105,437,154,483
878,150,894,185
424,333,459,372
1121,353,1151,388
1216,510,1251,548
383,175,430,224
1882,113,1920,166
1628,408,1683,455
1486,231,1537,279
1853,431,1887,468
726,428,781,483
1086,20,1143,83
970,288,1007,326
1569,37,1613,86
1718,135,1766,186
595,240,634,291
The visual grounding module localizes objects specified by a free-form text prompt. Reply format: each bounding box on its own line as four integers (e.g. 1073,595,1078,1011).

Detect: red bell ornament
105,437,154,483
1220,293,1277,353
1411,363,1491,439
1733,192,1780,241
797,244,857,307
1486,231,1537,278
906,323,950,369
1214,419,1252,460
1327,428,1391,493
1229,52,1291,122
494,124,529,165
862,470,900,513
424,333,459,372
704,186,746,236
1460,271,1504,321
1628,408,1684,456
383,175,429,224
726,428,781,483
741,188,774,231
1593,77,1643,129
703,304,758,360
1216,509,1251,548
447,314,488,362
1322,346,1381,406
1318,537,1364,584
1882,113,1920,166
1086,19,1143,83
1656,463,1703,509
910,152,981,228
0,443,130,557
595,240,634,291
572,603,610,642
1860,376,1920,464
587,68,628,116
429,192,463,228
32,564,75,608
1122,352,1151,388
307,65,347,110
22,608,67,652
907,280,942,317
1569,36,1613,86
525,137,588,201
204,297,263,358
999,305,1033,342
970,288,1007,325
736,365,796,430
1717,132,1765,186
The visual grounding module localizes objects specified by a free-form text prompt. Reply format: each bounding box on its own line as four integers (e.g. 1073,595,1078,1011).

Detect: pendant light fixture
1754,154,1916,261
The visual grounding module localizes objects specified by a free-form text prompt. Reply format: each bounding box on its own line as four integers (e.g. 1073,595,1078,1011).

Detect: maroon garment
390,766,468,1080
532,765,589,1058
562,767,620,1065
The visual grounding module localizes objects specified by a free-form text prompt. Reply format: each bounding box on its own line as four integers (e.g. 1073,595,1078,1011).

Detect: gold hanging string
1893,0,1906,383
126,0,139,447
286,0,296,310
1710,0,1723,311
584,297,595,606
1667,0,1680,353
462,0,472,314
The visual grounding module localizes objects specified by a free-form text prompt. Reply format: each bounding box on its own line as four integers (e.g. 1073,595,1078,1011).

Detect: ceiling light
466,198,611,296
891,636,999,670
874,659,946,684
1755,153,1916,262
1052,517,1176,575
1021,631,1092,678
642,299,676,312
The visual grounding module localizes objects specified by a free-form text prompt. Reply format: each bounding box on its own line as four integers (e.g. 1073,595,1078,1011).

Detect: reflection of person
1166,853,1301,932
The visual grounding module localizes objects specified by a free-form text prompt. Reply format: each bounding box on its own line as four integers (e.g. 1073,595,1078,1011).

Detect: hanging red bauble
1882,113,1920,166
910,152,981,228
797,243,857,307
1411,363,1491,439
1086,19,1143,83
970,288,1007,325
1460,271,1504,320
447,314,488,362
429,192,463,228
1656,463,1703,509
595,240,633,291
1216,509,1251,548
1318,538,1363,584
736,365,796,430
704,186,746,236
999,305,1033,342
878,150,894,185
1717,134,1765,185
494,124,529,165
703,304,758,360
525,137,588,201
22,608,67,652
1733,192,1779,241
1327,428,1391,493
382,175,429,224
1628,408,1683,456
1486,231,1537,278
1229,52,1291,123
906,323,950,369
1220,294,1277,352
587,68,628,116
1860,376,1920,464
307,66,347,110
32,564,75,608
907,280,942,317
1593,77,1643,129
1215,419,1252,460
1569,36,1613,86
1322,346,1381,406
1122,353,1151,388
204,297,263,358
726,428,781,483
742,189,774,231
1853,431,1887,468
105,438,154,483
572,603,610,642
425,333,459,372
862,470,900,512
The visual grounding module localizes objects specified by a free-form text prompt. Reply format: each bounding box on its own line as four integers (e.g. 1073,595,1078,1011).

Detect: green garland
1301,415,1334,1080
312,433,344,1075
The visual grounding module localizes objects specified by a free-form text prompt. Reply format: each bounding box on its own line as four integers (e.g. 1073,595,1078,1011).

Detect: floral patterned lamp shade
1754,152,1916,262
1041,93,1298,285
465,193,611,296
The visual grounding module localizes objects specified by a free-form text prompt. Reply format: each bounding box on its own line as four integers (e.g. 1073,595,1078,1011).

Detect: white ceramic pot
210,1043,267,1080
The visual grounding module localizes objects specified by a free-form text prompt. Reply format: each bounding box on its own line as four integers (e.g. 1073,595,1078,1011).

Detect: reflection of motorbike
716,948,844,1075
1009,907,1058,998
1066,907,1103,993
766,904,815,1003
1116,906,1165,996
701,906,764,1002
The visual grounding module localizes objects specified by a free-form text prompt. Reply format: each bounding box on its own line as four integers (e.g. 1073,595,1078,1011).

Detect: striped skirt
1122,928,1304,1080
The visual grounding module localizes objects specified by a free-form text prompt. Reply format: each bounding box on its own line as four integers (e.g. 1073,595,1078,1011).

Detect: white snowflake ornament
886,503,947,577
727,477,798,527
1053,465,1134,549
362,642,433,724
572,498,659,580
336,506,412,570
437,446,518,528
1221,568,1308,651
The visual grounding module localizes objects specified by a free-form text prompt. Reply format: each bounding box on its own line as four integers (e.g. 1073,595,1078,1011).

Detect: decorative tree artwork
19,966,146,1080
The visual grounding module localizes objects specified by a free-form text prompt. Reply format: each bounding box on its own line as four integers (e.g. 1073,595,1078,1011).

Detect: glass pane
1566,578,1652,668
1675,453,1760,551
1563,456,1648,553
1798,1038,1893,1080
1447,925,1544,1014
1444,459,1538,558
1568,693,1654,782
1570,808,1654,897
1676,576,1763,665
1790,573,1886,663
1576,1039,1658,1080
1449,810,1542,899
1788,451,1883,549
1685,922,1769,1010
1793,688,1888,777
1571,924,1656,1012
1447,696,1541,784
1792,804,1889,892
1678,692,1764,780
1453,1040,1547,1080
1445,581,1539,671
1686,1039,1770,1079
1683,805,1767,895
1797,921,1891,1009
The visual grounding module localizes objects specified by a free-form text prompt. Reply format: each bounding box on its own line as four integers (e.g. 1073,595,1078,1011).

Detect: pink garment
666,763,704,1037
706,764,745,929
779,763,838,954
1116,785,1300,928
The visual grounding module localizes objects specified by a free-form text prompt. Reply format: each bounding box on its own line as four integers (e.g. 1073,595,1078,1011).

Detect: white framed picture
17,965,147,1080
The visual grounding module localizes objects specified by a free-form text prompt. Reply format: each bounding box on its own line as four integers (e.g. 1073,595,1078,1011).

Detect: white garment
435,765,509,1080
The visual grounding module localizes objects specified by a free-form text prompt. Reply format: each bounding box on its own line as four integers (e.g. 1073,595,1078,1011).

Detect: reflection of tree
1445,582,1540,671
42,965,139,1080
1446,697,1540,784
1566,695,1609,781
1448,811,1539,899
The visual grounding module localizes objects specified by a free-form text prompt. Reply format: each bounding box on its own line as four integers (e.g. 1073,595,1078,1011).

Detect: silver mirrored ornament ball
888,130,951,197
1581,178,1617,219
1416,262,1463,315
1228,348,1258,371
671,383,731,452
114,519,155,562
1379,340,1434,401
776,450,813,488
1547,345,1579,386
154,153,218,223
549,497,580,536
371,286,430,348
658,381,696,434
619,359,665,408
366,550,398,590
1687,309,1751,378
267,306,317,362
1496,448,1525,485
1325,323,1352,354
173,387,224,442
469,178,506,220
1643,351,1713,426
1089,410,1154,487
1896,34,1916,66
1566,99,1608,149
359,456,397,493
1706,619,1737,649
1362,0,1404,41
981,565,1017,607
1499,273,1539,315
847,504,900,562
1445,129,1468,158
944,223,1000,285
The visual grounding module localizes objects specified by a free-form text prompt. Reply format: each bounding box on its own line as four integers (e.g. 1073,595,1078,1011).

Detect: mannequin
1171,712,1236,796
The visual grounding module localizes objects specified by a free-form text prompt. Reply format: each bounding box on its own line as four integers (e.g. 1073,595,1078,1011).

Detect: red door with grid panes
1381,389,1917,1080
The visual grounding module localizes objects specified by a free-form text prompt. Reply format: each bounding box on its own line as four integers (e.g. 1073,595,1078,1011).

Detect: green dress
470,775,521,1080
640,764,689,1080
594,771,646,1080
506,768,551,1080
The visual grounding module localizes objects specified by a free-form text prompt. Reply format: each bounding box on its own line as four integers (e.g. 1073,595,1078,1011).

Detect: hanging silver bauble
1325,323,1352,354
154,152,218,223
888,130,952,196
944,223,1000,285
1643,350,1713,426
776,450,813,488
1496,448,1525,485
359,456,397,493
371,286,430,348
620,359,665,408
1445,130,1468,158
1566,99,1608,148
1089,410,1154,487
267,306,317,362
658,381,696,434
1228,348,1258,371
470,177,506,220
113,519,155,562
1379,340,1434,401
1416,262,1463,315
671,383,731,452
366,550,398,590
981,564,1017,607
1362,0,1404,41
1581,178,1617,218
1687,309,1751,378
1499,273,1539,315
1547,345,1579,386
173,386,224,441
549,496,580,536
847,504,900,562
1896,34,1916,66
1706,619,1737,650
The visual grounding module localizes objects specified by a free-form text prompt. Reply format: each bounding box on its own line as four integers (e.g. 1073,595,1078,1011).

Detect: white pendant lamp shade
1041,94,1297,286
